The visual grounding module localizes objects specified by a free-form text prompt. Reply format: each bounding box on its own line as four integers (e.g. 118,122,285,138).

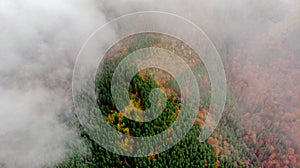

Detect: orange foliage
207,137,219,147
165,137,173,143
148,152,156,160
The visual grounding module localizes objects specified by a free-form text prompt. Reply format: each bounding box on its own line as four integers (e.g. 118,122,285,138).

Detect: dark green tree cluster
57,55,235,168
96,57,178,137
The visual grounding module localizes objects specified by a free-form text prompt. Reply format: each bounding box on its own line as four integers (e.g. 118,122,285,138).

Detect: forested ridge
58,59,233,167
56,33,291,167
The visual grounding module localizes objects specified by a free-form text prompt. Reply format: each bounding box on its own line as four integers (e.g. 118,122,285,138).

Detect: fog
0,0,110,167
0,0,299,167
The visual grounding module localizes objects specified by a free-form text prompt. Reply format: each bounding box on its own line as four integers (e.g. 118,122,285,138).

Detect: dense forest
56,33,295,167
